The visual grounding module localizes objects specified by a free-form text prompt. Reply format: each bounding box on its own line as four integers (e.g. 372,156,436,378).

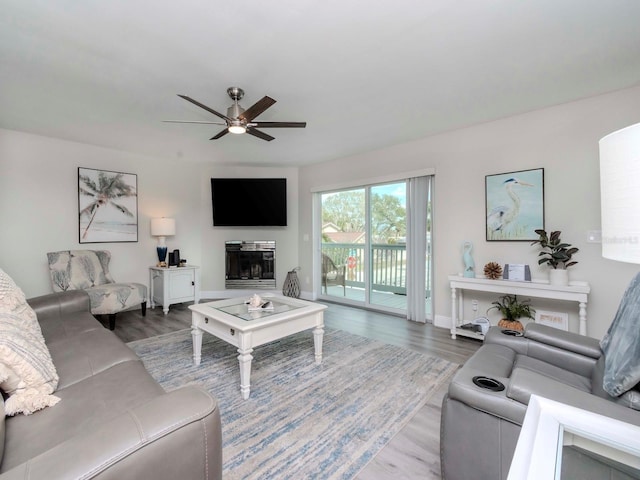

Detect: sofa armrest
447,344,528,425
0,386,222,480
27,290,92,322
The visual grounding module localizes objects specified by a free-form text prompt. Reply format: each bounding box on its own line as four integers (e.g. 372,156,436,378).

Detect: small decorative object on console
502,263,532,281
462,241,475,278
483,262,503,279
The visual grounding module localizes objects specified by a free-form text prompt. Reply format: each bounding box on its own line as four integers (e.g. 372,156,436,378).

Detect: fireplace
225,241,276,289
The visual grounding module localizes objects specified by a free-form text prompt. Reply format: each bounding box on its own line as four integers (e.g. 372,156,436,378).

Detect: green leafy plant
530,229,579,270
488,294,535,321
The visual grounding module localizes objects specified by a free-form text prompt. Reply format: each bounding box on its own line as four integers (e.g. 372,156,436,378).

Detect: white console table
449,275,590,340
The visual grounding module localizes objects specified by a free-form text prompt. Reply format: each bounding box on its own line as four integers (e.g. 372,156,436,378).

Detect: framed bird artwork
485,168,544,241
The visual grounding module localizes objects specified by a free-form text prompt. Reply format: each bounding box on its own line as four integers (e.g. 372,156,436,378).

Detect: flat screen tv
211,178,287,226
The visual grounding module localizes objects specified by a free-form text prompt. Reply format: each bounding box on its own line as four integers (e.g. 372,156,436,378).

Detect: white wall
0,130,299,301
3,84,640,340
197,165,299,297
0,129,203,296
298,84,640,340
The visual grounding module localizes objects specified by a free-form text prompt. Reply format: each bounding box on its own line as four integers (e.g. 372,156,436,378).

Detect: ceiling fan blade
238,96,276,122
210,129,230,140
246,128,275,142
178,94,231,121
163,120,227,125
251,121,306,128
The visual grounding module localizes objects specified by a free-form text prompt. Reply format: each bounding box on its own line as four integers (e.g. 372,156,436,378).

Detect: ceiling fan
164,87,306,142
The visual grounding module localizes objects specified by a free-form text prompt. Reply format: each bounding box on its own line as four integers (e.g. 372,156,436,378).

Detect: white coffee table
189,295,327,399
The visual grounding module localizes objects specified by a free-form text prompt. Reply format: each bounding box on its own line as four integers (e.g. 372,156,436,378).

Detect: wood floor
109,299,481,480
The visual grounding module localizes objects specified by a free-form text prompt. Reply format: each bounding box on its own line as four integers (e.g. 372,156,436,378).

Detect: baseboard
434,314,452,330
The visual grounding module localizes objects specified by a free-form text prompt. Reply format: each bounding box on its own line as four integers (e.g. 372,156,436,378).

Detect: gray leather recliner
441,324,640,479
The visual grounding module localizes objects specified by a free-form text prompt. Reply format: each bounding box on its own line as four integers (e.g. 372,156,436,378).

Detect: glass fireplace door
225,241,275,289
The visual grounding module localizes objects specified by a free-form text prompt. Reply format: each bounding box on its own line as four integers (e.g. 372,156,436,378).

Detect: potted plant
530,229,579,286
487,294,535,332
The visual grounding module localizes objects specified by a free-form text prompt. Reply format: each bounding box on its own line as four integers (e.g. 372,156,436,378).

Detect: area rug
128,327,458,479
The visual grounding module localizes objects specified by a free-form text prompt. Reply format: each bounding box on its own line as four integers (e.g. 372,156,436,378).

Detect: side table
149,265,201,314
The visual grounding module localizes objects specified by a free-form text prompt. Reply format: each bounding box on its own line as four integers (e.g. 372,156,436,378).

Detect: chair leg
108,314,116,331
141,301,147,317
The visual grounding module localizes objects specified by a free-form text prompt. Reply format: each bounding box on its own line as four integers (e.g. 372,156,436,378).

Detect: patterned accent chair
46,250,146,330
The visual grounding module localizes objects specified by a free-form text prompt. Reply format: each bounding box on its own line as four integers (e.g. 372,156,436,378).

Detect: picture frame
535,310,569,331
502,264,532,282
486,168,544,241
78,167,138,243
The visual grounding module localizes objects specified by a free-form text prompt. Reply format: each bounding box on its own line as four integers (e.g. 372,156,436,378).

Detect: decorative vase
497,319,524,331
156,246,168,265
463,241,475,278
549,269,569,286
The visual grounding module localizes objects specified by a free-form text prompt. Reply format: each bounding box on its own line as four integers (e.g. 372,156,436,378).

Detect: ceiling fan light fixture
228,124,246,134
171,88,306,142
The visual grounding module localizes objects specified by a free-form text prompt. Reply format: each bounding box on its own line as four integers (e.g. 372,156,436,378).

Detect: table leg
238,348,254,400
451,287,457,339
313,326,324,364
149,270,155,309
191,325,203,366
579,302,588,336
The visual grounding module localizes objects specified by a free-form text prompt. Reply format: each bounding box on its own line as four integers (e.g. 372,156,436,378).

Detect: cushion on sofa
1,360,164,471
0,387,5,463
47,327,141,389
514,354,592,393
0,312,61,416
0,269,38,333
0,268,60,416
600,271,640,397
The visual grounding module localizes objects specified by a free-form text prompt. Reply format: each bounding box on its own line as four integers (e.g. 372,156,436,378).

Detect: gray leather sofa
0,290,222,479
441,324,640,480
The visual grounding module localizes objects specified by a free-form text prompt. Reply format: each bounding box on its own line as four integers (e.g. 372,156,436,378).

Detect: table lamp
599,122,640,263
151,218,175,267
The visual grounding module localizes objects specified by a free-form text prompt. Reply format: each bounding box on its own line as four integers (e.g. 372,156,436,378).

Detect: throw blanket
601,272,640,396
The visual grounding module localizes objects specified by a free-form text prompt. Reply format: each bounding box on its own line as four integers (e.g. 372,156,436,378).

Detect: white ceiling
2,1,640,167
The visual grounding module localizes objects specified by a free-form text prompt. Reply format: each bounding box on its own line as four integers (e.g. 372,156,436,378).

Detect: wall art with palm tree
486,168,544,241
78,167,138,243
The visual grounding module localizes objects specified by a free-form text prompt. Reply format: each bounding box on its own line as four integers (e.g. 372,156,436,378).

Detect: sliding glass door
369,182,407,311
318,176,432,321
320,188,365,301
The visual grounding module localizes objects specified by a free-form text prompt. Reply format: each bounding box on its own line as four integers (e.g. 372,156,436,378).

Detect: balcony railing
321,242,431,296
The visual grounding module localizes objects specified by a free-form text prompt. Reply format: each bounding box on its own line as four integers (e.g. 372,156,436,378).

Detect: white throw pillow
0,268,60,415
0,267,38,333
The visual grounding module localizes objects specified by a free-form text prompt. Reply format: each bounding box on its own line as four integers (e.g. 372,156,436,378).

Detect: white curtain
406,176,431,323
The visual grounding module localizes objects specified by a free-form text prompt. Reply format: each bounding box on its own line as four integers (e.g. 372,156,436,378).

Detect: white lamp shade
151,218,176,237
599,122,640,263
